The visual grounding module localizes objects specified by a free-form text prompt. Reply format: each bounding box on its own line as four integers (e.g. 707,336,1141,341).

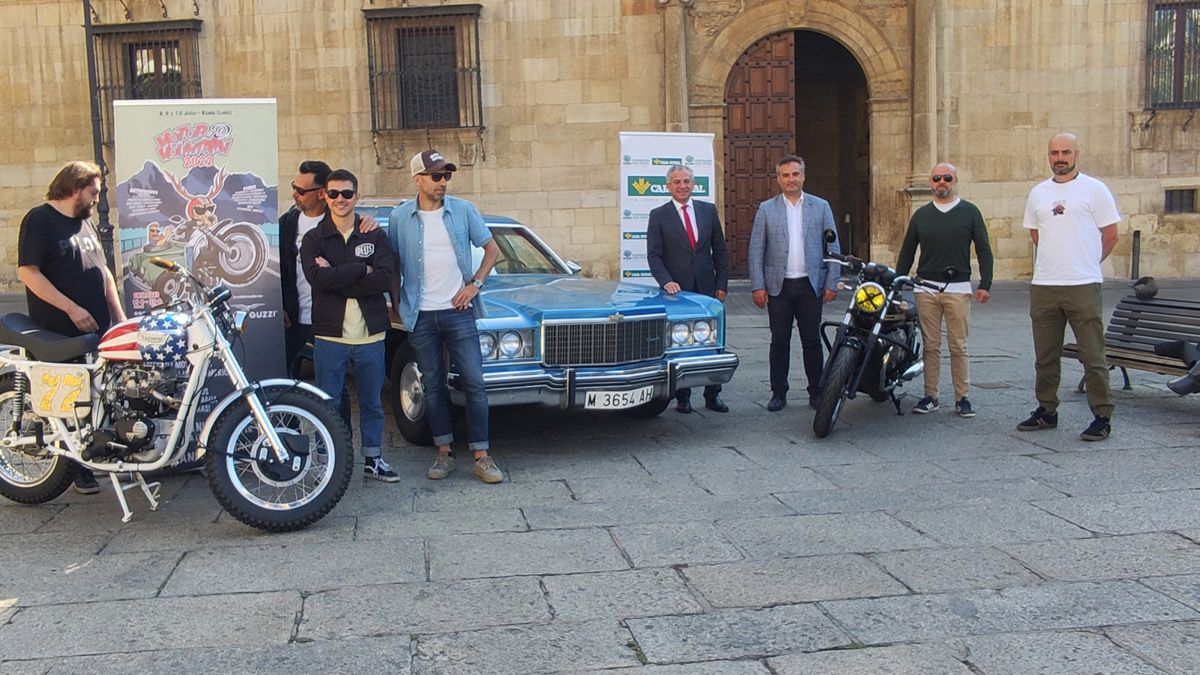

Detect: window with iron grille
1148,1,1200,109
91,20,203,144
364,5,483,132
1166,188,1198,213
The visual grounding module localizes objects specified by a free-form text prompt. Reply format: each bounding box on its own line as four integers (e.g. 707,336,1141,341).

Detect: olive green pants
1029,283,1114,418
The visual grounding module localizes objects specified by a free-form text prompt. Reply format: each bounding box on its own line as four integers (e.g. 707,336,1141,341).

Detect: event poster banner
618,132,716,285
113,99,283,455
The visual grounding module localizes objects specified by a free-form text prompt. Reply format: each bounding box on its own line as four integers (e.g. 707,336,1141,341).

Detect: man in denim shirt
389,150,503,483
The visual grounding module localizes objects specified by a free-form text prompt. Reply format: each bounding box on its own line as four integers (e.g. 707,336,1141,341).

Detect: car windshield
354,204,569,276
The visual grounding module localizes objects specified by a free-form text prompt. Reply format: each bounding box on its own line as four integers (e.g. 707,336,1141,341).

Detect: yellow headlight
854,283,886,313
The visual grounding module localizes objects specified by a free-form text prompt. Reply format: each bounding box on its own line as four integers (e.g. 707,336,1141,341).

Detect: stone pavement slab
411,619,640,674
687,465,839,496
0,505,59,535
812,459,959,489
575,660,771,674
769,643,973,674
300,576,548,639
100,515,357,553
1139,574,1200,611
1034,489,1200,534
0,530,111,559
1035,465,1200,497
774,478,1065,515
1002,532,1200,581
1107,620,1200,674
951,630,1165,674
355,507,528,540
542,568,702,622
681,553,907,607
561,473,713,503
893,502,1093,545
717,512,936,557
0,550,179,607
823,580,1200,644
428,528,629,580
610,521,744,567
0,591,300,659
524,494,793,530
626,604,851,663
870,546,1043,593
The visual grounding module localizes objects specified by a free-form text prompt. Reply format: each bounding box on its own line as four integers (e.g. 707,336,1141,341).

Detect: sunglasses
291,183,323,195
930,174,955,183
421,172,452,182
326,189,357,200
192,205,213,215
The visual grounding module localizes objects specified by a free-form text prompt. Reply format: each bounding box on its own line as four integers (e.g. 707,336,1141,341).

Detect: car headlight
498,330,524,358
479,331,496,358
692,319,713,344
670,322,692,346
854,282,887,314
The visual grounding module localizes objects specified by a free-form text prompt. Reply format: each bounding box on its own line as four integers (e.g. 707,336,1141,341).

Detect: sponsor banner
114,99,282,469
618,132,716,285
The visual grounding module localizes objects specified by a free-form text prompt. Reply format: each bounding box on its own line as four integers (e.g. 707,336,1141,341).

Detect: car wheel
623,394,671,418
390,342,434,446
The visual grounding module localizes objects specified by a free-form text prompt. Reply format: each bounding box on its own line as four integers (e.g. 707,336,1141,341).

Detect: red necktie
681,204,697,251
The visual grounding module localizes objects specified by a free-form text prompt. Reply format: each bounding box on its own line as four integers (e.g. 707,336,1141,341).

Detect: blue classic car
357,202,739,445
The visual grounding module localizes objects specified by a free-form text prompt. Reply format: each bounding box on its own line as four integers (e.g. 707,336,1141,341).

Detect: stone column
657,0,693,132
907,0,938,198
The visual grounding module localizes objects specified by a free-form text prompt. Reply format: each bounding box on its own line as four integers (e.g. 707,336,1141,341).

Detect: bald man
897,163,993,419
1017,133,1120,441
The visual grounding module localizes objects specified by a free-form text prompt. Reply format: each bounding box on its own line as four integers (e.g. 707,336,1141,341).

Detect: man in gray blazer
647,164,729,413
748,154,841,411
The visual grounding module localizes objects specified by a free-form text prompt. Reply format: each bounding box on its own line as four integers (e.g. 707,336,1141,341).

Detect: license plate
584,385,654,410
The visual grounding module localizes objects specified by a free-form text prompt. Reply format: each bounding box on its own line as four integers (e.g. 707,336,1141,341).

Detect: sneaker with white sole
474,456,504,484
954,398,976,418
364,456,401,483
912,396,940,414
1080,415,1111,442
427,453,454,480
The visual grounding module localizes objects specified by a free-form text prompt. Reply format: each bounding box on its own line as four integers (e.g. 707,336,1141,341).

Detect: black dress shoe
766,394,786,412
704,396,729,413
809,394,820,410
676,399,694,413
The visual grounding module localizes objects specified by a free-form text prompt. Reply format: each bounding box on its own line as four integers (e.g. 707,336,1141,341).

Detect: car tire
623,394,671,418
390,342,435,446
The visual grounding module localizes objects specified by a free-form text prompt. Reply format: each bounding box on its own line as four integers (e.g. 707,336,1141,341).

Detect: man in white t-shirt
1017,133,1120,441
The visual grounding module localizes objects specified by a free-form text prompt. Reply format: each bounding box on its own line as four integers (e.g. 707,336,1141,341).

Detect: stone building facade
0,0,1196,289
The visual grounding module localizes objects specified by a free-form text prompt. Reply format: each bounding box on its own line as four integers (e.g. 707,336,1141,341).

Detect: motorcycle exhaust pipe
900,362,923,382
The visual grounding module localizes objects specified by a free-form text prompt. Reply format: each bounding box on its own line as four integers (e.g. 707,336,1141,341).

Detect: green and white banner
618,132,716,284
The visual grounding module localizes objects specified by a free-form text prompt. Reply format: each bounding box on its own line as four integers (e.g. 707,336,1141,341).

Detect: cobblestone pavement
1,279,1199,674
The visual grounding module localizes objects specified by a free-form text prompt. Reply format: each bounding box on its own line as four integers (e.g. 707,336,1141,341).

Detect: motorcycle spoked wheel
207,388,353,532
813,344,862,438
0,373,77,504
212,222,269,286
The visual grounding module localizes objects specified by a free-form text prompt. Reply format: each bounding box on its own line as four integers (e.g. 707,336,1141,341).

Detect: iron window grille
1148,1,1200,109
364,5,483,132
1166,188,1198,213
90,20,203,144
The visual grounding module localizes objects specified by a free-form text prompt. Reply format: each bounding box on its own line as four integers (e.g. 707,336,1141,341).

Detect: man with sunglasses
388,150,504,484
300,169,400,482
897,163,994,418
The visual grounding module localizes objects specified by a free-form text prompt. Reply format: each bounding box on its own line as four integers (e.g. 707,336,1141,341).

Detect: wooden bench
1063,295,1200,391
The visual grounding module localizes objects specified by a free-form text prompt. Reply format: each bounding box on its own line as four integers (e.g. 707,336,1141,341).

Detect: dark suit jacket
278,206,302,323
646,199,728,298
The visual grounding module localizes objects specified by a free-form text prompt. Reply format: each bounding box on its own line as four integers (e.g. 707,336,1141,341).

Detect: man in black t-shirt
17,160,126,494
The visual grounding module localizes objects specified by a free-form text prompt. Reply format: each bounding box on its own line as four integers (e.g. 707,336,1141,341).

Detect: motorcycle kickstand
107,472,162,523
889,391,906,416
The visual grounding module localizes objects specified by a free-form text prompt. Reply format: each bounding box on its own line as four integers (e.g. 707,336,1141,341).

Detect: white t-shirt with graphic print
1023,173,1120,286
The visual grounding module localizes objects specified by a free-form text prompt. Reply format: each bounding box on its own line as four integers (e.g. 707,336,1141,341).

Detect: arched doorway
723,30,871,274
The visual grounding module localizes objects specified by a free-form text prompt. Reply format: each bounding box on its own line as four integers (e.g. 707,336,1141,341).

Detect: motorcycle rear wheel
813,345,861,438
207,387,353,532
0,373,76,504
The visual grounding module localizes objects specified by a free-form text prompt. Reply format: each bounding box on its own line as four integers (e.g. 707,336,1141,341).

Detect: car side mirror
565,261,582,275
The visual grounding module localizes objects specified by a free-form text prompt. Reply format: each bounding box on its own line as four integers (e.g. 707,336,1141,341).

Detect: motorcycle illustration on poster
113,100,284,470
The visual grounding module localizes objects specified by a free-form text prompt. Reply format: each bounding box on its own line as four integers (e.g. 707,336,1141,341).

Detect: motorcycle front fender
195,379,332,459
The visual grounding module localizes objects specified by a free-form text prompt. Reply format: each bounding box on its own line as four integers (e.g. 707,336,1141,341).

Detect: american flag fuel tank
98,312,190,363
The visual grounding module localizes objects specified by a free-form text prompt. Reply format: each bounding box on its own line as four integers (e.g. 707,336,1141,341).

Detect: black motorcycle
812,230,948,438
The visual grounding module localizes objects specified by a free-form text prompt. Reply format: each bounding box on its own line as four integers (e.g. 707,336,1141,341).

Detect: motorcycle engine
85,364,185,462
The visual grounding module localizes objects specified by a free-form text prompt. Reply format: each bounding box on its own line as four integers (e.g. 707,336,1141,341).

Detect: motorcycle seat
0,313,100,363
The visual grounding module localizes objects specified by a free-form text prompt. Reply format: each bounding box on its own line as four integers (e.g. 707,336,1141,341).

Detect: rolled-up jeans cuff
362,446,381,459
432,433,454,447
468,441,490,453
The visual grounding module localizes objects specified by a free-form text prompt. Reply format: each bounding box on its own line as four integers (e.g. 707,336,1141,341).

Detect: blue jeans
408,309,489,451
287,322,352,430
313,338,385,458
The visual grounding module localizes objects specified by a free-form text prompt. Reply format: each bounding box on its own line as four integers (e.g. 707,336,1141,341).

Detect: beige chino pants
915,291,972,401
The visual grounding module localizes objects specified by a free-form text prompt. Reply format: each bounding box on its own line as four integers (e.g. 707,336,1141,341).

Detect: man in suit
646,164,730,413
748,154,841,412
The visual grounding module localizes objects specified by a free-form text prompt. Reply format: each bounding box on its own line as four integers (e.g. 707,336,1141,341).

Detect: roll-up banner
618,132,716,285
113,99,282,467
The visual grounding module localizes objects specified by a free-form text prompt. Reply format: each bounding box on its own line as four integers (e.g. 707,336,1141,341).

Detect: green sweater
896,200,993,290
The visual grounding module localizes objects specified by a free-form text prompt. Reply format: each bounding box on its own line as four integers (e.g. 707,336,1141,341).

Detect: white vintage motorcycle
0,258,353,531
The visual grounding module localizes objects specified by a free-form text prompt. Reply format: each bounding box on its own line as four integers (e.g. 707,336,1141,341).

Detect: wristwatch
471,278,484,289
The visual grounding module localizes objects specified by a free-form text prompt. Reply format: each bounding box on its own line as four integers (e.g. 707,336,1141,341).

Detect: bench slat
1061,293,1198,379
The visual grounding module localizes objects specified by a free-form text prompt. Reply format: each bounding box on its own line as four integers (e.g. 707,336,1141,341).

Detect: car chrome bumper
447,351,740,409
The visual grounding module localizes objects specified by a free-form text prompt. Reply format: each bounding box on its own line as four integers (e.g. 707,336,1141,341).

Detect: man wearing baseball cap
389,150,504,483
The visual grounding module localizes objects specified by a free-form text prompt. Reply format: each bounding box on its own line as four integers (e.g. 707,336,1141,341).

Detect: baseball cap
410,150,458,177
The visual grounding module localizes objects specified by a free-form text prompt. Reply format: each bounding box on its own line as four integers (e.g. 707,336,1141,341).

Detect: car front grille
543,316,667,366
